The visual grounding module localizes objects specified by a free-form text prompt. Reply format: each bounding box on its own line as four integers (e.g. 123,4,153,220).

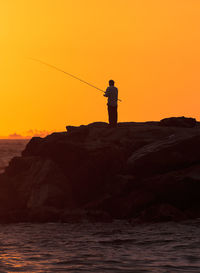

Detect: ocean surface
0,139,200,272
0,139,29,173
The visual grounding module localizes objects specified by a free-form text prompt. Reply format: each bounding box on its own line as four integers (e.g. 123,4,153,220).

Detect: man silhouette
104,80,118,127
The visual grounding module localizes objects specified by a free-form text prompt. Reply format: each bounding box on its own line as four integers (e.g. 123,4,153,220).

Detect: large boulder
126,134,200,176
2,157,75,210
160,116,196,128
131,204,187,224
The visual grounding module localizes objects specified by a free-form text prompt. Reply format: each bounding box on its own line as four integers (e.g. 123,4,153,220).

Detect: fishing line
29,58,122,102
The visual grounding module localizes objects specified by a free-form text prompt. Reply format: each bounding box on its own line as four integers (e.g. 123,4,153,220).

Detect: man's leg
114,106,118,127
108,105,112,125
108,106,117,127
111,106,116,126
111,106,117,127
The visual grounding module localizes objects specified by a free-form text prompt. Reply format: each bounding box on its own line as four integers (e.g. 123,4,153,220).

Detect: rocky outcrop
0,116,200,224
160,116,196,127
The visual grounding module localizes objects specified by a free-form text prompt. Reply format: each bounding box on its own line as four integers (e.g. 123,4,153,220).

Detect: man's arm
104,87,110,97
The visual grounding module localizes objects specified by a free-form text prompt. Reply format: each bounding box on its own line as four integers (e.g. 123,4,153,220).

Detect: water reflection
0,221,200,272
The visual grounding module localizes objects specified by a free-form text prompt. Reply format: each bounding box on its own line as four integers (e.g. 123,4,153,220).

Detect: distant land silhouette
0,130,54,139
0,116,200,224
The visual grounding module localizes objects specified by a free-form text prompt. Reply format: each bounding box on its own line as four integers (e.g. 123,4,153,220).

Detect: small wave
99,238,137,245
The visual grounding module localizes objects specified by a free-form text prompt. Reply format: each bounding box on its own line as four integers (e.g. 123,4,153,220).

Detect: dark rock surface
160,116,196,128
1,116,200,224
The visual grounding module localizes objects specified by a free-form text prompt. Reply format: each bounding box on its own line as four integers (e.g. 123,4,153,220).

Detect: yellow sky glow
0,0,200,137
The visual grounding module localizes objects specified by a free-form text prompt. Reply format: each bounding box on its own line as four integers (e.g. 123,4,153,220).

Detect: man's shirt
104,86,118,106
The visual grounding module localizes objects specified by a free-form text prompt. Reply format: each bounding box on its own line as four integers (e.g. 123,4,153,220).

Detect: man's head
109,80,115,86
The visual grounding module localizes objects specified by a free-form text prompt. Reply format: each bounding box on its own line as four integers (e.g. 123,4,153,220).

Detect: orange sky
0,0,200,137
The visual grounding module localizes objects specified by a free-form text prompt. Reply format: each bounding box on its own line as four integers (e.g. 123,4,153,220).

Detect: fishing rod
29,58,122,102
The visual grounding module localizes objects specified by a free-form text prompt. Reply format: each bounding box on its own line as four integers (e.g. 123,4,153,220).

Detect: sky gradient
1,0,200,137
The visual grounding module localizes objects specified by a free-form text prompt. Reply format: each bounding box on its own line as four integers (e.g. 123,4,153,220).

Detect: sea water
0,139,199,272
